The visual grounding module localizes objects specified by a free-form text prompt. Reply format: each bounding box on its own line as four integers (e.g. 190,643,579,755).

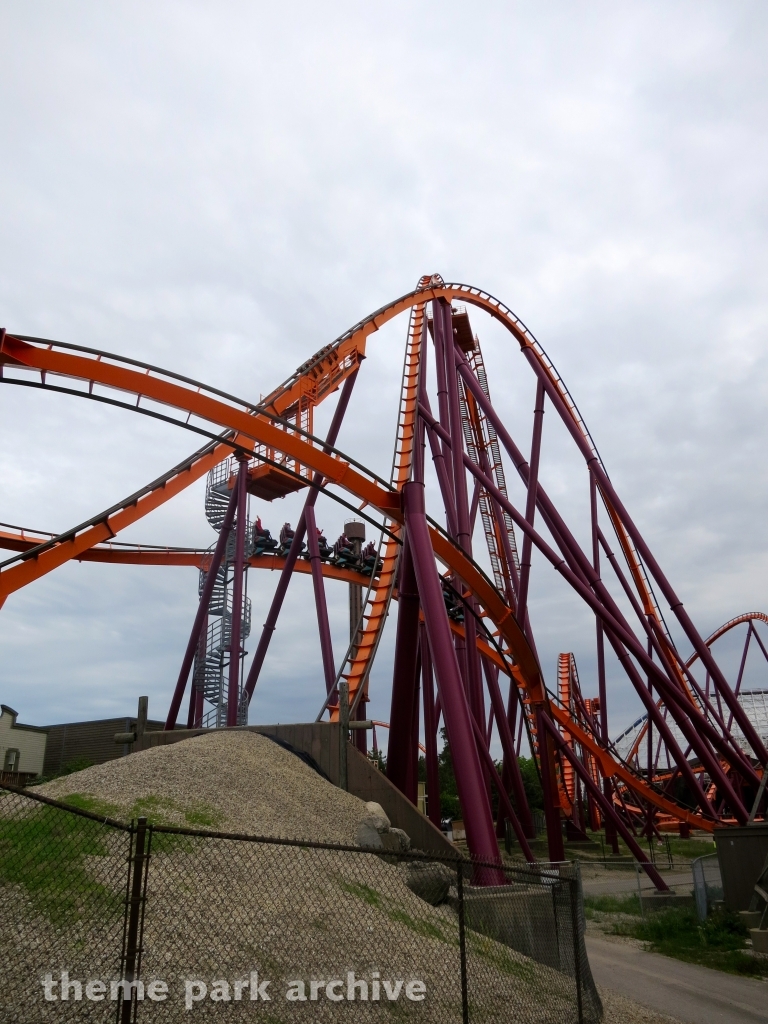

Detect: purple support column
467,708,534,862
387,535,422,797
436,405,747,814
441,300,471,552
421,400,459,538
186,670,197,729
647,636,654,788
516,380,545,628
600,620,718,818
590,472,618,851
305,504,336,693
470,477,482,533
165,481,239,730
540,711,670,891
727,626,752,733
193,681,204,729
516,709,525,756
497,672,519,836
440,301,485,728
598,529,756,793
430,299,455,500
244,370,358,702
422,626,442,828
226,456,249,726
403,480,503,875
404,646,421,806
536,704,566,862
187,613,208,728
483,657,535,839
516,344,768,767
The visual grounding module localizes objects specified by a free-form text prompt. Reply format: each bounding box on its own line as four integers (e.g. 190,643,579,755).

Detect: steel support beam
421,626,442,829
516,344,768,767
540,711,670,891
244,370,358,701
516,379,544,627
305,504,336,693
482,656,535,839
403,480,502,874
387,535,422,798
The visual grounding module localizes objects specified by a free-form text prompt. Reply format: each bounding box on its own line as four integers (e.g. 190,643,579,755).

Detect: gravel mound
14,734,672,1022
37,731,371,843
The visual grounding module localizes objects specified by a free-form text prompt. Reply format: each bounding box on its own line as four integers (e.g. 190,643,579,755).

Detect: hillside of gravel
37,730,370,843
5,732,676,1023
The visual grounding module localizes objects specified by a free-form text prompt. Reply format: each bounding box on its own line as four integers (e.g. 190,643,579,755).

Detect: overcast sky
2,2,768,753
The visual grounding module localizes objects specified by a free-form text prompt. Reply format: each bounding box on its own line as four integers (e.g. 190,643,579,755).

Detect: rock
403,861,454,906
389,827,411,852
363,801,390,831
355,821,383,849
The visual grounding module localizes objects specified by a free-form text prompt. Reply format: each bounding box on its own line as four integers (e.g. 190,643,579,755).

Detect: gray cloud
2,1,768,748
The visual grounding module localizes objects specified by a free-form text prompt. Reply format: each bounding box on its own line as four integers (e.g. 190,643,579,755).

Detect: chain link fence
579,856,697,917
691,853,723,921
0,784,601,1023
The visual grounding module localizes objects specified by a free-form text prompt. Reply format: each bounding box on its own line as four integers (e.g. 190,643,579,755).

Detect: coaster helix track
2,275,766,885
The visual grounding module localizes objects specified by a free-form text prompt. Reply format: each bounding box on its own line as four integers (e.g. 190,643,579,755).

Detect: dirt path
586,934,768,1024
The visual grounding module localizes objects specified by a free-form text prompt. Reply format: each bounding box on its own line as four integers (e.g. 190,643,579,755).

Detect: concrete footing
462,884,561,970
740,910,763,930
642,892,694,912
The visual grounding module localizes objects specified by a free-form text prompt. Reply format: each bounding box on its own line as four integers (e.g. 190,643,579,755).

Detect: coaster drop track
2,276,766,885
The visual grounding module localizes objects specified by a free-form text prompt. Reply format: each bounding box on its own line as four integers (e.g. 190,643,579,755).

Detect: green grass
505,829,716,866
58,792,223,853
339,880,453,945
584,893,642,917
0,803,121,926
612,907,767,977
465,930,537,983
61,792,121,818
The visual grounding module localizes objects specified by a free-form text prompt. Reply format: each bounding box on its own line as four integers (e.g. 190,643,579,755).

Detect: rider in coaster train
252,517,278,554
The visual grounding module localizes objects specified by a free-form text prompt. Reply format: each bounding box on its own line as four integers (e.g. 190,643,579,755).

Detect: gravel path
588,935,768,1024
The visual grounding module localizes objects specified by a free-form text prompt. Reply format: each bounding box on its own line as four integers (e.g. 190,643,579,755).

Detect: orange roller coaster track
1,278,765,878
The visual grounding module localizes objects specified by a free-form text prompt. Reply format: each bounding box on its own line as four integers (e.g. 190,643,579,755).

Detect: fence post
570,877,584,1024
120,816,149,1024
456,860,469,1024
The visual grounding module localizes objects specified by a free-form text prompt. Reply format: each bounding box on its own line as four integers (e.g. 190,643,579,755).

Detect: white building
0,704,48,779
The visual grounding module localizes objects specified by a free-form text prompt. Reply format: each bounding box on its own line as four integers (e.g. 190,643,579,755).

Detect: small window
3,748,20,772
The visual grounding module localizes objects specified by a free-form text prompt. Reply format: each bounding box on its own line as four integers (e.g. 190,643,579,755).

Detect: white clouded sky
2,2,768,749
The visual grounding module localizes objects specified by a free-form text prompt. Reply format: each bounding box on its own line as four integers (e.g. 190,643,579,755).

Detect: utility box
714,824,768,911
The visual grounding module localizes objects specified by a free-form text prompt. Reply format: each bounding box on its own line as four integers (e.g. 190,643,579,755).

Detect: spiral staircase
192,459,252,727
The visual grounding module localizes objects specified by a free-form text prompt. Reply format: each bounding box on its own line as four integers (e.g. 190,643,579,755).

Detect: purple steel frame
305,503,335,693
403,480,503,873
162,281,767,868
243,370,359,702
